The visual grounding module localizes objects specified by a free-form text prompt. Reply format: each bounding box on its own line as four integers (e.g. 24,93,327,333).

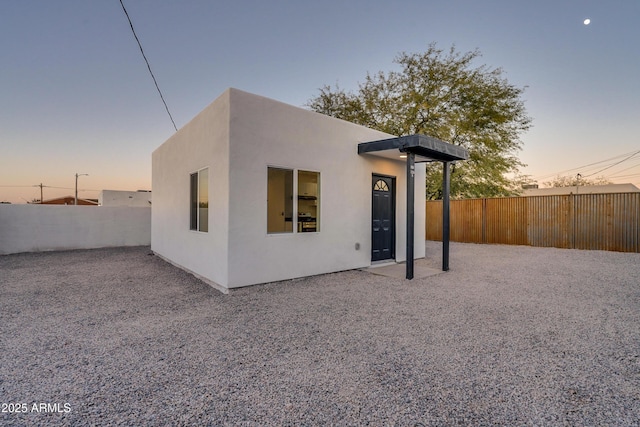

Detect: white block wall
99,190,152,207
0,205,151,255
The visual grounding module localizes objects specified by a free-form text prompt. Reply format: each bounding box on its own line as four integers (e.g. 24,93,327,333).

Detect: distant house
99,190,152,207
152,89,467,292
36,196,99,206
523,183,640,196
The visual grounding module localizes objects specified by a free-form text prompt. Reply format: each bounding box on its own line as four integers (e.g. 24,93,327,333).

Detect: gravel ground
1,242,639,426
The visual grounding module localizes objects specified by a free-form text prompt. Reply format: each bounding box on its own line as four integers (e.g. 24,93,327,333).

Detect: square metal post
406,152,415,279
442,161,451,271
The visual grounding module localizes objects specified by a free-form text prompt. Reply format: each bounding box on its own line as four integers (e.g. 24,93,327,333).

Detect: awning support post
442,161,451,271
406,152,415,279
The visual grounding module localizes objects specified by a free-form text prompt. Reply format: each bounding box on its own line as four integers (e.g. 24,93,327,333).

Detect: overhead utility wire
607,173,640,179
533,149,640,181
0,185,97,191
119,0,178,132
602,160,640,177
582,150,640,178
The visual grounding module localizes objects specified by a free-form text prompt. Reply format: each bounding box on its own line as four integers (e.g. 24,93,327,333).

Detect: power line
0,185,93,191
533,149,640,181
601,161,640,177
607,173,640,179
119,0,178,132
582,150,640,178
44,186,74,190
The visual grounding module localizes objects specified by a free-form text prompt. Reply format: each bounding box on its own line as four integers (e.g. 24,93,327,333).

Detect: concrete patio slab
360,259,444,279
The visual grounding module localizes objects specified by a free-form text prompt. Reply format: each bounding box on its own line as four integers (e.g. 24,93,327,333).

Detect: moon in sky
584,18,591,25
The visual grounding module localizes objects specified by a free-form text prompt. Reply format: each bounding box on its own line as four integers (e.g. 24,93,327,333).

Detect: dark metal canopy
359,134,469,279
358,134,469,163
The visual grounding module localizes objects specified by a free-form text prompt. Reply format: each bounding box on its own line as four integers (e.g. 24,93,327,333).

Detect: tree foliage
544,175,611,188
307,44,532,199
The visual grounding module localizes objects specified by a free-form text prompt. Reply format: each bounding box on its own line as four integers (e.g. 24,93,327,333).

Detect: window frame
267,166,321,235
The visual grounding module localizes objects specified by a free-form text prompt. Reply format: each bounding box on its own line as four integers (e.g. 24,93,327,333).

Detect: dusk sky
2,0,639,203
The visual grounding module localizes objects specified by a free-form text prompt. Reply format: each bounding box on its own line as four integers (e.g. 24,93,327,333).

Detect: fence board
485,197,528,245
425,200,443,241
453,199,483,243
527,195,572,248
426,193,640,252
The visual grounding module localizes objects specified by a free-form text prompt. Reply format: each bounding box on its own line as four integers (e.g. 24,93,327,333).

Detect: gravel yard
1,242,639,426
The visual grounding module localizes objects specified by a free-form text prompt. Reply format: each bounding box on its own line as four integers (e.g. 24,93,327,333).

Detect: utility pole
75,173,89,205
33,183,44,203
32,183,44,203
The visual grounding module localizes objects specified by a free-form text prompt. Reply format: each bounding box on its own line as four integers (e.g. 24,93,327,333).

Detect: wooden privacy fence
426,193,640,252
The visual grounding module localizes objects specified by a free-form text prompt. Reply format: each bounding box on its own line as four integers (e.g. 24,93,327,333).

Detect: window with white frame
190,168,209,232
267,167,320,234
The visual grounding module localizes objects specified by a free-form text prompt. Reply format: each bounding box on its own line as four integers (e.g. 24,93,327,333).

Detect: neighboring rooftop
34,196,99,205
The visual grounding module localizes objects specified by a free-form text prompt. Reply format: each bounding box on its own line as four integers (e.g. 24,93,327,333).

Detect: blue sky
2,0,639,203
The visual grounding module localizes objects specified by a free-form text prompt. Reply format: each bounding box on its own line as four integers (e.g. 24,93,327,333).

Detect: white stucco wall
99,190,152,207
0,205,151,255
151,90,230,288
226,89,425,288
151,89,425,289
151,88,426,291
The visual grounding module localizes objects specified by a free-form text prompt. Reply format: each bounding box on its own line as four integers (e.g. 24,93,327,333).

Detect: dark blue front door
372,175,395,261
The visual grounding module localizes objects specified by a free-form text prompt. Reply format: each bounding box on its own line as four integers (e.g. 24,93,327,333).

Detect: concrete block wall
0,205,151,255
99,190,152,207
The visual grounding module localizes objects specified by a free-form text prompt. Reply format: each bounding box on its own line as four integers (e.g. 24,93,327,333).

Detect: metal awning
358,134,469,162
358,134,469,279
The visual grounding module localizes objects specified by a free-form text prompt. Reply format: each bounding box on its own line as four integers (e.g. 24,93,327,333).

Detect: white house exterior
99,190,152,207
152,88,429,292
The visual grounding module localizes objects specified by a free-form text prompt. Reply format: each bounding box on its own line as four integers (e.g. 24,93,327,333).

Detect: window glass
297,171,320,232
373,179,389,192
190,168,209,232
190,173,198,230
267,167,293,233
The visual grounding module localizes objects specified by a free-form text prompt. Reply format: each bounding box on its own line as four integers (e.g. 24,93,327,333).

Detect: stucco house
152,88,467,292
